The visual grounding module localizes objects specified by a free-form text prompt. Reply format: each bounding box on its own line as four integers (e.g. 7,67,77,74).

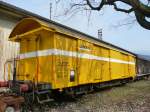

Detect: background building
0,1,48,81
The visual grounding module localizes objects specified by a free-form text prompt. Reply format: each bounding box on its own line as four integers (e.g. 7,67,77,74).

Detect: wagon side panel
78,40,93,85
101,47,111,82
91,45,102,83
128,56,136,78
53,33,78,89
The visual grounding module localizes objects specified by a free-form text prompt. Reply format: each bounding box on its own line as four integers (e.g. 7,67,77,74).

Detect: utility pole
50,2,52,20
98,29,103,40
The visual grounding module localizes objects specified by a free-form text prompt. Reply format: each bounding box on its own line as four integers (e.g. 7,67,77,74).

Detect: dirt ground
44,79,150,112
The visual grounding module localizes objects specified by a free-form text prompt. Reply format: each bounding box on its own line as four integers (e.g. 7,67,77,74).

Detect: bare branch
112,2,133,13
135,11,150,29
55,0,150,30
130,0,150,17
86,0,105,10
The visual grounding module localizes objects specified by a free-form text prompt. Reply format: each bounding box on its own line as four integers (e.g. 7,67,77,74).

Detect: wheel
5,106,15,112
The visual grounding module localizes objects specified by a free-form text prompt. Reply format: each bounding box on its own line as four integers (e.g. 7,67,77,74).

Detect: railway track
0,73,149,112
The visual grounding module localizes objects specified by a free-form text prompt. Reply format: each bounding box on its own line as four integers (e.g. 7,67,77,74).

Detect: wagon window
70,70,75,82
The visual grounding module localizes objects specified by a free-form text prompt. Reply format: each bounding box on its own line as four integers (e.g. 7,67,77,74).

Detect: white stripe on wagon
19,49,135,65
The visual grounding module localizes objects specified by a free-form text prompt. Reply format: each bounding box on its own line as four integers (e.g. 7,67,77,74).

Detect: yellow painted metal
100,47,111,82
9,18,136,90
77,40,93,85
53,33,78,88
9,18,48,39
7,63,11,81
128,56,136,77
16,30,54,84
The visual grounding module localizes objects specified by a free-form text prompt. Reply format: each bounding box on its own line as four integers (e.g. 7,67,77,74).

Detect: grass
38,79,150,112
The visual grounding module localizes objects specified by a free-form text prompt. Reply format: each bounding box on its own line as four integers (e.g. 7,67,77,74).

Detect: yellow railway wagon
9,18,136,92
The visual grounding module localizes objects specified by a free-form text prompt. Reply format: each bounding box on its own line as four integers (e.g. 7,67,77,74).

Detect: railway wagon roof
0,1,135,56
137,55,150,61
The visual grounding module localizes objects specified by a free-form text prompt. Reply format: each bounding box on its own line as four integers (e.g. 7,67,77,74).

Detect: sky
4,0,150,55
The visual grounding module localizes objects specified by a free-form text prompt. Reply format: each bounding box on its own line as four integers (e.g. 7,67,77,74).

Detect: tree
85,0,150,30
56,0,150,30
